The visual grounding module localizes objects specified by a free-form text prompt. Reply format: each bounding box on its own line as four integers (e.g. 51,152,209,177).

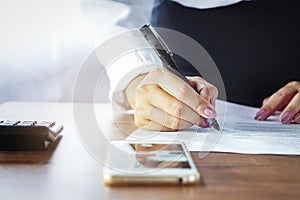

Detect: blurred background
0,0,153,103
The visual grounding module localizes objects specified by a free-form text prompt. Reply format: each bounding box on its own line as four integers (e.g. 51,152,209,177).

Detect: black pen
139,24,221,131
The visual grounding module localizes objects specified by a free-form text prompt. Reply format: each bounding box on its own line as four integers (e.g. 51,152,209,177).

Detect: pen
139,24,221,131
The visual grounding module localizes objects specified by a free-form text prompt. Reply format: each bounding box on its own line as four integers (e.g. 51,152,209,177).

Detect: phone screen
104,141,200,186
108,142,191,171
132,143,191,169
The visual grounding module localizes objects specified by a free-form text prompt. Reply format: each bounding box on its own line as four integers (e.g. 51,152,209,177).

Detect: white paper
127,100,300,155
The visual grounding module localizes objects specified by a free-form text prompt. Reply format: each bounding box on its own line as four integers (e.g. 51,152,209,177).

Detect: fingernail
201,120,210,128
255,109,268,120
295,115,300,124
280,112,292,124
204,107,216,118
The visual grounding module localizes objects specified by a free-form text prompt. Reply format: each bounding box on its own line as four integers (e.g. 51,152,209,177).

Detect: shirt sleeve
94,30,163,110
108,48,163,110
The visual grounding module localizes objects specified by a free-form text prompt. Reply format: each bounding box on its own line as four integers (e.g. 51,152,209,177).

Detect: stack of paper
127,100,300,155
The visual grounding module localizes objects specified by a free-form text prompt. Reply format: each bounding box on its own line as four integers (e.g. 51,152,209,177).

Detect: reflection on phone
132,143,191,169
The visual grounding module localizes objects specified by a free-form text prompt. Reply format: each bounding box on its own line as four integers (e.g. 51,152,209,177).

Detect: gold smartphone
103,140,200,186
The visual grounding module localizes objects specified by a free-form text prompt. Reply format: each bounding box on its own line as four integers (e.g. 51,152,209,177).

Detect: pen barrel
157,50,192,87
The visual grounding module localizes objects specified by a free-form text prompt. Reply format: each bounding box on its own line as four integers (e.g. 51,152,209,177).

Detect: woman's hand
255,81,300,124
126,68,218,131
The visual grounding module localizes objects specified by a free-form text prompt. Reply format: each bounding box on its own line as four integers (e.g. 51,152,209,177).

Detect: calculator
0,120,63,151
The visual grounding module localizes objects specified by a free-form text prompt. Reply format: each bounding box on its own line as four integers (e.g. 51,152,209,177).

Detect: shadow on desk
0,136,62,164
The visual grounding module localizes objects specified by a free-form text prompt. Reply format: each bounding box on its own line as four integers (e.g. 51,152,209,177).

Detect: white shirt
171,0,248,9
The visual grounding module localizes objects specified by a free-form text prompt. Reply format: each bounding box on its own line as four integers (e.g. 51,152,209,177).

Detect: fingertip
203,106,217,118
200,119,210,128
254,109,269,121
280,111,293,124
294,114,300,124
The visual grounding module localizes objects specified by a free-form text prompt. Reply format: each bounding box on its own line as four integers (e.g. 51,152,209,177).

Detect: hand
255,81,300,124
126,68,218,131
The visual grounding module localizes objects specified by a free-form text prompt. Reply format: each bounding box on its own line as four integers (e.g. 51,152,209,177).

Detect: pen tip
208,118,221,131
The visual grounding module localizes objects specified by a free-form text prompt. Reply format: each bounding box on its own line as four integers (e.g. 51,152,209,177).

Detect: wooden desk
0,102,299,200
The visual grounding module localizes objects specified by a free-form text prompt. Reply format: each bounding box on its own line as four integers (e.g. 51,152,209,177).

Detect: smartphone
103,140,200,186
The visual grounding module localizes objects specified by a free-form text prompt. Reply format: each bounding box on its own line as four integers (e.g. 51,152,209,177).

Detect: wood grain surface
0,102,299,200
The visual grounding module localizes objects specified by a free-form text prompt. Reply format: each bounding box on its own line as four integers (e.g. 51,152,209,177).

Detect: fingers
147,84,206,126
294,113,300,124
134,118,174,132
140,68,217,119
255,81,300,124
135,106,192,131
187,76,218,107
132,84,209,131
280,93,300,124
127,68,219,131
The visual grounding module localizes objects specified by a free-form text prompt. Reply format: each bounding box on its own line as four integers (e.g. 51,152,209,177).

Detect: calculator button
18,121,37,126
37,121,55,127
0,120,20,126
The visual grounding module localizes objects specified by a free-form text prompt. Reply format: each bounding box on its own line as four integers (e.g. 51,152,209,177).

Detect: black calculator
0,120,63,151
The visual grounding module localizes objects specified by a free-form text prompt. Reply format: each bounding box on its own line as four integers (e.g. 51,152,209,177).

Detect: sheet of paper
127,100,300,155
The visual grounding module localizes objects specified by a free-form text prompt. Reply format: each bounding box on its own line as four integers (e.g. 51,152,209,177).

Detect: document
127,100,300,155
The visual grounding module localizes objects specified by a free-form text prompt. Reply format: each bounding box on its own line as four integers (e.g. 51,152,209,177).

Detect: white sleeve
108,48,163,110
94,30,163,110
